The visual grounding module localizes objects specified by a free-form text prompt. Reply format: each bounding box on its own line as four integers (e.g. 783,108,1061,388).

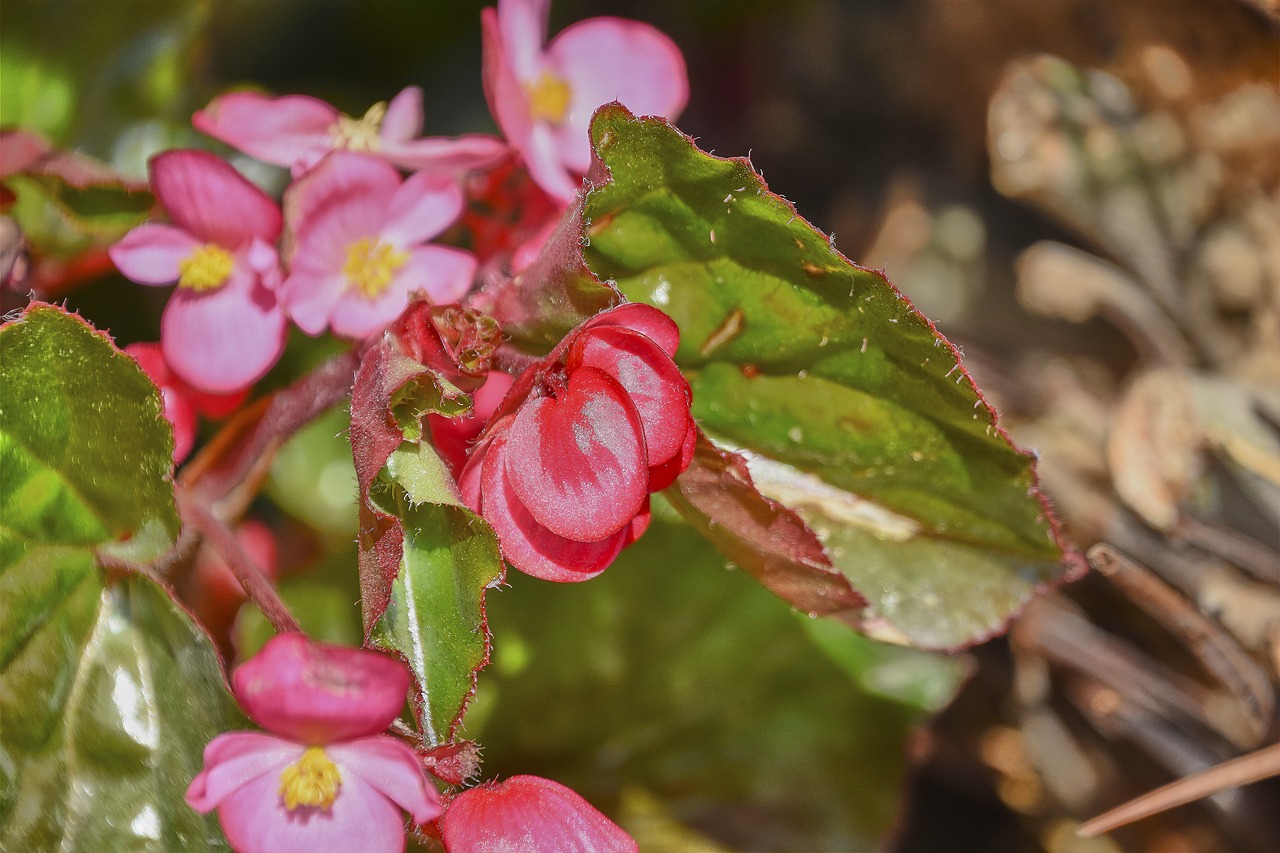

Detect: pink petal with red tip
568,326,691,467
547,17,688,173
481,432,627,582
380,87,425,143
584,303,680,357
498,0,551,80
193,92,338,171
215,760,408,853
150,150,282,248
383,134,509,174
440,775,637,853
482,7,534,149
381,172,464,247
161,264,287,393
328,736,441,824
109,223,199,285
231,633,411,744
185,732,300,814
505,367,647,540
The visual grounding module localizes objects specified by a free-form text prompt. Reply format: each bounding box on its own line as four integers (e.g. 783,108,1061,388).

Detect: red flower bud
459,304,692,581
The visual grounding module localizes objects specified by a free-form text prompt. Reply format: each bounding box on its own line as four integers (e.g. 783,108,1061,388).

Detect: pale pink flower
439,775,637,853
194,86,508,177
186,634,440,853
109,150,287,393
482,0,688,203
280,152,477,339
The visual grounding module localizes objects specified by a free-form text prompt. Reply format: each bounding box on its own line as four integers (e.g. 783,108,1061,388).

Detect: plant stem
181,493,300,635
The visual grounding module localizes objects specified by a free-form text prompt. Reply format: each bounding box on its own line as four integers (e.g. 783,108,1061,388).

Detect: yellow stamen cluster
526,70,572,124
342,237,408,298
279,747,342,811
177,244,234,291
332,101,388,153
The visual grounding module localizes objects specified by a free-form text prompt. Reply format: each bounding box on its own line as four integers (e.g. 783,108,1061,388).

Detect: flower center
525,70,572,124
177,244,234,291
331,101,387,153
279,747,342,811
342,237,408,298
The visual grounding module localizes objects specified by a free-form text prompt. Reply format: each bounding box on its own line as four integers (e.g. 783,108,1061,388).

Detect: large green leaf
581,106,1071,648
0,303,238,850
1,565,237,851
0,303,179,563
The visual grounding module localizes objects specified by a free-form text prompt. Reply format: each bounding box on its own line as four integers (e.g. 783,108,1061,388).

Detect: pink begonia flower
482,0,688,202
194,86,508,177
110,151,287,393
439,775,637,853
280,152,477,340
459,304,694,582
187,634,440,853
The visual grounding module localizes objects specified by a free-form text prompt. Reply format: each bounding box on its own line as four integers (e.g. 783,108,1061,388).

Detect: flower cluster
460,304,695,581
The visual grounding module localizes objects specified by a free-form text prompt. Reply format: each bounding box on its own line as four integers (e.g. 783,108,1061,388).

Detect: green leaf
581,106,1071,649
475,508,940,850
0,303,179,563
1,559,238,851
349,305,506,747
0,303,238,850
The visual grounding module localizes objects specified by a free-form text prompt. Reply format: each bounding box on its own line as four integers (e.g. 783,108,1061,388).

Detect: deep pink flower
459,304,694,581
109,151,287,393
280,152,477,339
194,86,508,177
126,342,249,462
482,0,688,202
439,775,636,853
187,634,440,853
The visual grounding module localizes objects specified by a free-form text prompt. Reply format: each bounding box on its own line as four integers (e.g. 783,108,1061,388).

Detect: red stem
181,493,300,635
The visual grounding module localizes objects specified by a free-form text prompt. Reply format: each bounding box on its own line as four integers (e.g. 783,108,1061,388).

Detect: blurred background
4,1,1278,850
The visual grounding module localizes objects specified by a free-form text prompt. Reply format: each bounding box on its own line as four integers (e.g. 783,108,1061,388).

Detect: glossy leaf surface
581,106,1071,648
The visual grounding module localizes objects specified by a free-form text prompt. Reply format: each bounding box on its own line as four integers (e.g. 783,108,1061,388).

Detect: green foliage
582,106,1069,648
0,305,239,851
476,510,935,851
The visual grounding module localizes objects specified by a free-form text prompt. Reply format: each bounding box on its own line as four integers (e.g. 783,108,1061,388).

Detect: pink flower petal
232,633,411,744
380,87,425,144
523,122,579,204
109,223,199,285
161,264,287,393
280,268,347,336
150,150,282,248
498,0,552,80
583,303,680,357
193,91,338,170
283,152,399,268
480,431,627,582
504,367,647,541
482,6,534,149
215,757,408,853
186,732,300,814
381,172,464,247
382,134,509,174
440,775,637,853
328,736,441,824
547,17,689,174
567,326,691,467
326,246,474,340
